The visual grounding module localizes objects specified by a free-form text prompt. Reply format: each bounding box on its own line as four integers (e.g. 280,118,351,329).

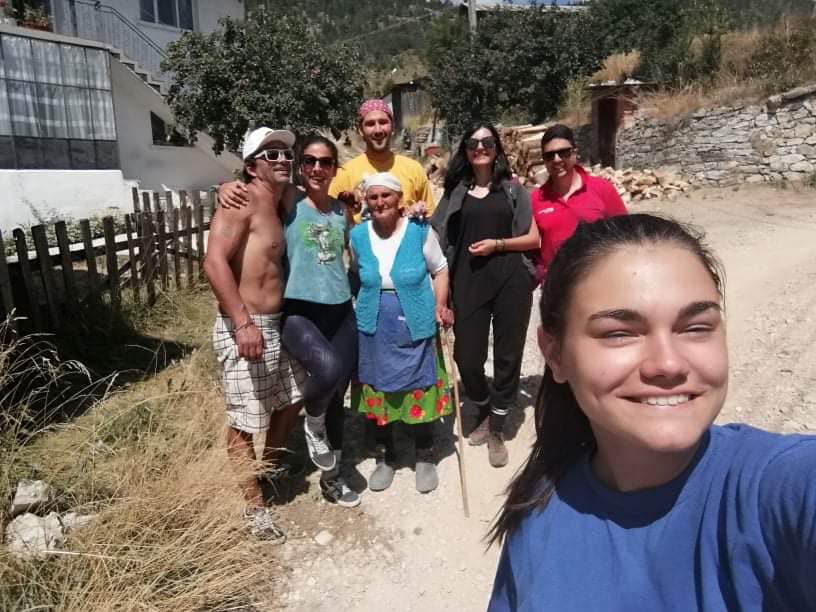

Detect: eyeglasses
302,155,337,169
464,137,497,151
543,147,574,161
255,148,294,162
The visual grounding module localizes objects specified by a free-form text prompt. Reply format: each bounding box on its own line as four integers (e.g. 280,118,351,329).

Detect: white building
0,1,244,231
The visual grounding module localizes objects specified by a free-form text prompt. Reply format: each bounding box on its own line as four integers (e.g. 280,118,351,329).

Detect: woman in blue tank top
280,135,360,509
488,215,816,611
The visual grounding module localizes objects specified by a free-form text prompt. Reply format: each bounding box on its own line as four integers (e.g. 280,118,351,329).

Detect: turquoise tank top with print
283,196,351,304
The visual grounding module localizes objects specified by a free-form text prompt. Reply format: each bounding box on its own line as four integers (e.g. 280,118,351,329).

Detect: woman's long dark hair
443,122,512,194
487,214,725,546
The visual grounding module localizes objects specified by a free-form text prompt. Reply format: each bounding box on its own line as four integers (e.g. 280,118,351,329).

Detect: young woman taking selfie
489,214,816,611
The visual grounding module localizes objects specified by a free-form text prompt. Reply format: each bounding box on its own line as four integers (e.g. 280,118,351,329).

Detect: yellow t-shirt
329,153,435,222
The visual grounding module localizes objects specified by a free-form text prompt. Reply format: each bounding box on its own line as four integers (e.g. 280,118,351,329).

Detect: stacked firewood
522,164,691,203
586,166,691,204
502,123,551,178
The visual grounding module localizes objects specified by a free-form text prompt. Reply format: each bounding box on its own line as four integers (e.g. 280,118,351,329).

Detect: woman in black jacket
430,123,539,468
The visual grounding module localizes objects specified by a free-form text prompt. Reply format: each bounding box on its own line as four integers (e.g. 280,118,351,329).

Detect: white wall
0,170,131,232
100,0,242,47
195,0,244,34
111,57,241,192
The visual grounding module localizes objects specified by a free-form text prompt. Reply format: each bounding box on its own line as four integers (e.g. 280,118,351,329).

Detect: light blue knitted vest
351,220,436,341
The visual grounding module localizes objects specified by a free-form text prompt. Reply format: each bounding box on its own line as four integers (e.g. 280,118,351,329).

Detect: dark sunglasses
464,136,497,151
302,155,337,169
543,147,574,161
255,148,294,162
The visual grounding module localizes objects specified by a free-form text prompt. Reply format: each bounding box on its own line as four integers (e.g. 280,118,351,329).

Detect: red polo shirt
531,165,628,282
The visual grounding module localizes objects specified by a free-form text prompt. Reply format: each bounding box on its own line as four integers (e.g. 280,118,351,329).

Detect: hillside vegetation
248,0,451,70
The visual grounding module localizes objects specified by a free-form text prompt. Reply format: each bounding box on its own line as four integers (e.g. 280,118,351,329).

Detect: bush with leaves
747,17,816,94
162,10,366,154
424,9,606,137
588,0,730,86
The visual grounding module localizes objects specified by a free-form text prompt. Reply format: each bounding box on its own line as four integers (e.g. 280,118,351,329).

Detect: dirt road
271,185,816,611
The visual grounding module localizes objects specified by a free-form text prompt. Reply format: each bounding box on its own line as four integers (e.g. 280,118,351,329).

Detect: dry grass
557,76,592,127
0,289,282,611
632,17,816,121
590,51,642,84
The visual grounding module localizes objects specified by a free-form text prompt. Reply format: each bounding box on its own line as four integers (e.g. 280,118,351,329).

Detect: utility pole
468,0,478,33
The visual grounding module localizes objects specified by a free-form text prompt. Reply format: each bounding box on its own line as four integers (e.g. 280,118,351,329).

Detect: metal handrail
73,0,165,58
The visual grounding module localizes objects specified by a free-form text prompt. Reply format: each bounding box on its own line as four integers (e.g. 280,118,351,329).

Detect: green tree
246,0,450,72
718,0,813,27
425,8,606,136
588,0,730,85
161,10,366,154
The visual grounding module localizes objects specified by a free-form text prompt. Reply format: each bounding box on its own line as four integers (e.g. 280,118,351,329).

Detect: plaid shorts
212,313,305,433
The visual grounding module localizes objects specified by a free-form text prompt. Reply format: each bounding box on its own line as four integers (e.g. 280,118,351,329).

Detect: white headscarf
362,172,402,194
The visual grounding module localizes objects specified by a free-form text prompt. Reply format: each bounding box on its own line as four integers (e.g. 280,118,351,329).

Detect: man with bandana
330,99,435,221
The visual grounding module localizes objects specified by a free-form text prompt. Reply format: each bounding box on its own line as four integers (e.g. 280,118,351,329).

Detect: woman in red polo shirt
532,124,628,283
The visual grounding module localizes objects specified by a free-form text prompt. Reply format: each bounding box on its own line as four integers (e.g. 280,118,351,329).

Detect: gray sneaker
243,507,286,544
304,420,336,471
369,460,396,492
415,461,438,494
320,475,361,508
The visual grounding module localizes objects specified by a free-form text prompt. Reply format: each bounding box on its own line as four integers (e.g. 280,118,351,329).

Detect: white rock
60,512,97,532
10,480,52,518
5,512,64,558
314,530,334,546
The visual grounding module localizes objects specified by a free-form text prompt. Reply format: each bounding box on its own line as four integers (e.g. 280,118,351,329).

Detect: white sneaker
243,507,286,544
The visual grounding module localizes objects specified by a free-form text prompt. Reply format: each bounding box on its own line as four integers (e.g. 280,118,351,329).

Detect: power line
339,7,453,43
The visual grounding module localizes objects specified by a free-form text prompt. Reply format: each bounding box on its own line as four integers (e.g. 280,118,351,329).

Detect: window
0,34,119,170
150,112,190,147
140,0,194,30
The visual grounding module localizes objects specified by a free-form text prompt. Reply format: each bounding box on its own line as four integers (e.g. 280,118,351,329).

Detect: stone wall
616,84,816,186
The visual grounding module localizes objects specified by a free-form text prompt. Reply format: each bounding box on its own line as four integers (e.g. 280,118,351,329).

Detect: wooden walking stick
442,327,470,518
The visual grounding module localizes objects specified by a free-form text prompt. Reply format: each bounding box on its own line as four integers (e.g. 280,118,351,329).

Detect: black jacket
430,179,537,280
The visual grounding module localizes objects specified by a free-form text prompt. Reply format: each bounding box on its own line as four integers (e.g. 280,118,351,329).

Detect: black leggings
282,299,357,449
374,422,434,464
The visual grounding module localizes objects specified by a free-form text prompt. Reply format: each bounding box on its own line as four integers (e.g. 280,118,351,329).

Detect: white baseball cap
242,127,296,161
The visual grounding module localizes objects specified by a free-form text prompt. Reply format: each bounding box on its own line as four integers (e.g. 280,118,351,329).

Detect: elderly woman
349,172,454,494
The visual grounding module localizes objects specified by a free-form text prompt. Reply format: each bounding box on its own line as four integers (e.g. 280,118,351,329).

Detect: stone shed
587,80,655,168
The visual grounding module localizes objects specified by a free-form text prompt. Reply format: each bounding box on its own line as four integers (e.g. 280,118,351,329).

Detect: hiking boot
304,420,336,471
487,431,509,468
369,459,396,492
468,417,490,446
320,475,361,508
415,461,438,494
243,507,286,544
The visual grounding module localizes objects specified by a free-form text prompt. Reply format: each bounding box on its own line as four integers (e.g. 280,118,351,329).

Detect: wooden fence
0,188,216,332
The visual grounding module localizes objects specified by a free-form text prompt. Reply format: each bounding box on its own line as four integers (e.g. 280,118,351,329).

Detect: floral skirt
352,338,452,426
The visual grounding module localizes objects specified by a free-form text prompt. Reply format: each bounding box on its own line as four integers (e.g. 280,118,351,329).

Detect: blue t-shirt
489,425,816,611
283,197,351,304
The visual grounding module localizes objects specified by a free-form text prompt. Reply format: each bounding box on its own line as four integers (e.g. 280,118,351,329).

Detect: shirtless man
204,127,304,542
